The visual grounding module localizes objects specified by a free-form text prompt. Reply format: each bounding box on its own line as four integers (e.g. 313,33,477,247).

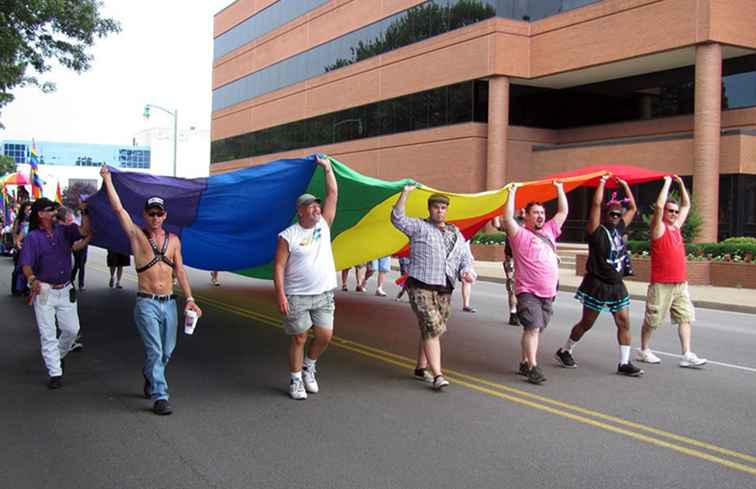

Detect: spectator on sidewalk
391,186,476,391
637,175,706,368
555,176,644,377
501,181,568,385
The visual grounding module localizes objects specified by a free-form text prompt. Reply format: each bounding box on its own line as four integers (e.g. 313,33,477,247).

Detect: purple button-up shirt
19,224,82,285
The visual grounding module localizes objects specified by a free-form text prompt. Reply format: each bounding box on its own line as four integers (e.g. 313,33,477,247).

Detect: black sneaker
555,348,577,368
153,399,173,415
414,368,433,383
527,366,546,385
617,362,644,377
47,376,63,389
508,314,520,326
143,373,151,399
518,362,529,376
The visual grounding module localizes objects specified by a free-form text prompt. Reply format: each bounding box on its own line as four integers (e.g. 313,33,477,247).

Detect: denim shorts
368,256,391,273
283,291,335,335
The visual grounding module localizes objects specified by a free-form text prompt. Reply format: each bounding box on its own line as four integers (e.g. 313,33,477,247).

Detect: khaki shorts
643,282,695,328
283,291,335,335
408,286,451,339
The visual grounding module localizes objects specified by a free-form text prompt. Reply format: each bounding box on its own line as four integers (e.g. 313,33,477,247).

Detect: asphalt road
2,247,755,489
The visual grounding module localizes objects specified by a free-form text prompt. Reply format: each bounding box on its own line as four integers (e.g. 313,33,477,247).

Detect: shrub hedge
627,240,756,261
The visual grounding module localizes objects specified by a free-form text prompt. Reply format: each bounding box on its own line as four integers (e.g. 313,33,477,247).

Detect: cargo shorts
643,282,695,328
408,286,451,339
283,291,335,335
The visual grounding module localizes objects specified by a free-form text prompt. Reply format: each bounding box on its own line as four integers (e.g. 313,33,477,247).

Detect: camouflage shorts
408,286,452,339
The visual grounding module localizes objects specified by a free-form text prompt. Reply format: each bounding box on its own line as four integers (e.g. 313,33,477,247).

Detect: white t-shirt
278,219,337,295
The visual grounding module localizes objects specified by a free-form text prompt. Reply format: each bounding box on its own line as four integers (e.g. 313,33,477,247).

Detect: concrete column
486,76,510,190
693,43,722,243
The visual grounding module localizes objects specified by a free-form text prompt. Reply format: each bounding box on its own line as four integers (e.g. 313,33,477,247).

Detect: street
2,247,755,489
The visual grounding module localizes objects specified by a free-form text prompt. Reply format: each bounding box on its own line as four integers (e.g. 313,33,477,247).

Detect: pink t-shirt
508,219,561,298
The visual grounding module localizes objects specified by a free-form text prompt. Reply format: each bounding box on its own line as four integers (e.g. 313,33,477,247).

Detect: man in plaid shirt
391,185,476,391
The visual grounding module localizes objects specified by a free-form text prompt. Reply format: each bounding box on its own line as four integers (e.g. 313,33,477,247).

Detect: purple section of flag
87,167,207,255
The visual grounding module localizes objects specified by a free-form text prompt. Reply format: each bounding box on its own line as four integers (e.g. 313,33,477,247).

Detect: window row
3,144,28,164
214,0,329,60
212,80,487,163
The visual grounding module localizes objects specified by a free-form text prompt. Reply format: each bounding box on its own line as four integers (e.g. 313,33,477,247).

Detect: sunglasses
147,211,165,218
608,211,623,218
666,209,680,214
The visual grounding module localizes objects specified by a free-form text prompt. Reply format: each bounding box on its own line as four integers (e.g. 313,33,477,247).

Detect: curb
474,275,756,315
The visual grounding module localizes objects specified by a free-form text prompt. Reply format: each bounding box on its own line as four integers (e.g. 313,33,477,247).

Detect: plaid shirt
391,206,474,289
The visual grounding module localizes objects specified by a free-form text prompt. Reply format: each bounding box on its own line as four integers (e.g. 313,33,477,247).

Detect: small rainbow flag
56,181,63,205
29,141,45,199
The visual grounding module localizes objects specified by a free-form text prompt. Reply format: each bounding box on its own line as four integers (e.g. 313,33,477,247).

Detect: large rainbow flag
85,155,663,277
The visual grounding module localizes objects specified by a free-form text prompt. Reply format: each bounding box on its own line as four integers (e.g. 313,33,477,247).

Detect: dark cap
296,193,321,208
427,193,450,206
144,197,166,212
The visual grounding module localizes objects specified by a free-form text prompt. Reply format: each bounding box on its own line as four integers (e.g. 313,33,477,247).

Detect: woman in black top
555,175,644,377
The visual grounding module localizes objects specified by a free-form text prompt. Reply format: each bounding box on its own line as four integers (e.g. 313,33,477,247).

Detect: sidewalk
472,260,756,315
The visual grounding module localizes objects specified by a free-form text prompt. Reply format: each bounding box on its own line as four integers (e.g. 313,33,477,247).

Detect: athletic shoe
527,366,546,385
108,278,114,288
555,348,577,368
341,285,348,292
636,349,661,364
414,368,433,383
70,340,83,352
508,313,520,326
153,399,173,415
462,306,477,313
79,287,86,292
289,378,307,400
518,362,529,376
679,352,707,368
302,365,319,393
432,375,450,391
116,283,123,289
375,288,387,297
617,362,644,377
47,376,63,390
355,285,366,293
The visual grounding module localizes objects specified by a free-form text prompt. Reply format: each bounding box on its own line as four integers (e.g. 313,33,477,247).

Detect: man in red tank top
637,175,706,368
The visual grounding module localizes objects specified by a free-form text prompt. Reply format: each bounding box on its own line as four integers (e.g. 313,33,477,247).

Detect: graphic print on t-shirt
299,227,321,247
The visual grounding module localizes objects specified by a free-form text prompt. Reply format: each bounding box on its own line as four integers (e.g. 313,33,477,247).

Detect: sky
0,0,233,175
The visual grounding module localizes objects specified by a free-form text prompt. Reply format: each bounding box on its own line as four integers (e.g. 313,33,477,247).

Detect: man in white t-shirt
274,154,338,400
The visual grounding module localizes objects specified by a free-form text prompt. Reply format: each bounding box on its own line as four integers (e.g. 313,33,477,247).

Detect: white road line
652,350,756,373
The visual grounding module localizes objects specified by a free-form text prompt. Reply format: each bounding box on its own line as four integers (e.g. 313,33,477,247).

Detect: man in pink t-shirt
500,181,568,385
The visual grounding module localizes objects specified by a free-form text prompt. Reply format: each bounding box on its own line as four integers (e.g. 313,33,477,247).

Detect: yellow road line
90,265,756,476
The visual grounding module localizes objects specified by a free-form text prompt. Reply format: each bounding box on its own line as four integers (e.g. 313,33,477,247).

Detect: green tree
0,154,16,176
0,1,120,126
61,180,97,209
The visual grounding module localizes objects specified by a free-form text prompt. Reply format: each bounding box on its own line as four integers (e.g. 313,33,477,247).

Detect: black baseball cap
144,197,166,212
32,198,59,213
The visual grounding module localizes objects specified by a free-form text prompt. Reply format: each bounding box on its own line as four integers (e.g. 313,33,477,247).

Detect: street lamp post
143,104,178,177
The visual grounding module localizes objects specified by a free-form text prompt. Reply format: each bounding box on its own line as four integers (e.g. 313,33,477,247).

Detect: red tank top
650,225,687,283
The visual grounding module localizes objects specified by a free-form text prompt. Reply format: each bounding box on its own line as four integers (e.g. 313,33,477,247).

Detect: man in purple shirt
20,198,91,389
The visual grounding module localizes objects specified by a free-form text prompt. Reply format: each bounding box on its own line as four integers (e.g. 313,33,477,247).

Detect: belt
50,282,71,290
137,292,176,302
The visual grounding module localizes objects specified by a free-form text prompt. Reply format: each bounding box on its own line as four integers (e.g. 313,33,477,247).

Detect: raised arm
99,165,138,238
173,238,202,317
616,177,637,227
391,184,422,236
650,176,672,240
674,175,691,226
316,155,338,227
501,184,521,238
553,180,569,228
587,176,608,235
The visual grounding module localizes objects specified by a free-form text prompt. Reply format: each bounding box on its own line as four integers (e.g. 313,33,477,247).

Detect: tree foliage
61,180,97,209
0,154,16,176
0,0,120,125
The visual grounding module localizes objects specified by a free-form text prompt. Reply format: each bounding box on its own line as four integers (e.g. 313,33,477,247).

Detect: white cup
37,282,50,306
184,309,198,335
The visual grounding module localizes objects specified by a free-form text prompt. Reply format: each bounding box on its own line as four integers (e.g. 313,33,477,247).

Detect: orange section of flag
56,181,63,204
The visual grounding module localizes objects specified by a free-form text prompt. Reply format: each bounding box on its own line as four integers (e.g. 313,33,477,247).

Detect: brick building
210,0,756,241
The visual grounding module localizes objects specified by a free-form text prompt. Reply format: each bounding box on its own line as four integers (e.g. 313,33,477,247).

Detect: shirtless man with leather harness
100,165,202,415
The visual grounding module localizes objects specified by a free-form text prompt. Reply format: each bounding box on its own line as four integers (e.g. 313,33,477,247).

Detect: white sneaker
680,352,707,368
375,288,387,297
432,375,450,391
302,365,319,393
636,349,661,364
289,378,307,400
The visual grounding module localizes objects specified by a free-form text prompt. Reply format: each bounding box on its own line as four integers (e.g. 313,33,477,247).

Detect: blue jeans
134,297,178,401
